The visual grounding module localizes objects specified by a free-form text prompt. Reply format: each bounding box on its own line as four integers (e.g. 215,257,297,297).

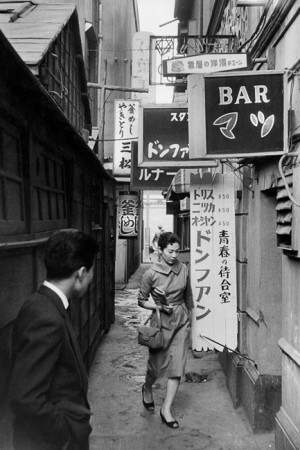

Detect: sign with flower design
188,70,288,158
162,53,248,76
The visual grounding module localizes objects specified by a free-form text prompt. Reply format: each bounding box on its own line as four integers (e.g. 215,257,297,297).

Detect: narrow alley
88,264,275,450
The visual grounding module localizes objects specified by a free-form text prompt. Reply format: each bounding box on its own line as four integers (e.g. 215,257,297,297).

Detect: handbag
137,306,163,350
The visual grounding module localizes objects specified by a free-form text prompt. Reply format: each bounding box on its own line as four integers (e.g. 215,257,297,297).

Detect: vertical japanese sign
113,100,139,176
118,192,139,238
190,172,237,351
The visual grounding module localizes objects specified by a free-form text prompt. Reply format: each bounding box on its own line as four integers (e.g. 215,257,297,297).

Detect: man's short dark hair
158,232,181,251
44,229,99,280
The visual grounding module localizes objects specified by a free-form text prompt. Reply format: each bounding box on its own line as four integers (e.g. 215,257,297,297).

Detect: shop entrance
142,190,173,263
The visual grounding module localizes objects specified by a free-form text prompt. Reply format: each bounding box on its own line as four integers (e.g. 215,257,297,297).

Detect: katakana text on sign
204,71,287,158
141,106,189,163
190,172,237,352
188,71,287,159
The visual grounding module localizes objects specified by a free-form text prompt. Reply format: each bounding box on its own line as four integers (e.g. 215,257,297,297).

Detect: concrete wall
247,163,282,375
235,166,250,354
271,4,300,449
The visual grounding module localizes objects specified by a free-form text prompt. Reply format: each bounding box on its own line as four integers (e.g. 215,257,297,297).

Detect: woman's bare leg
143,372,155,403
161,377,180,421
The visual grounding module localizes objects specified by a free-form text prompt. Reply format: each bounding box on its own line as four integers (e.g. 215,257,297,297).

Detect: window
40,21,85,133
276,163,300,255
276,170,292,248
178,212,190,250
0,115,26,233
32,138,67,231
91,181,102,229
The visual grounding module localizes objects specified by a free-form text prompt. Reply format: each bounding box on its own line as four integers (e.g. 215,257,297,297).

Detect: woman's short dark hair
44,229,98,280
158,232,181,251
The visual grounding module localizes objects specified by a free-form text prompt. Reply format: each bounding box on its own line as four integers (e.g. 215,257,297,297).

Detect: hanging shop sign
188,70,288,159
190,171,237,352
118,192,139,238
162,53,248,76
130,142,178,190
138,104,217,168
113,100,139,176
132,32,156,104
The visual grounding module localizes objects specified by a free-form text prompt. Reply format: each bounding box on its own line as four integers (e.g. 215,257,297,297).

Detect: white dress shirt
43,280,69,310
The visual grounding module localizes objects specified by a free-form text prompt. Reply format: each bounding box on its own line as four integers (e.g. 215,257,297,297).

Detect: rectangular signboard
118,192,139,238
130,142,178,190
113,100,139,176
163,53,248,76
189,70,288,159
138,104,217,168
190,172,237,352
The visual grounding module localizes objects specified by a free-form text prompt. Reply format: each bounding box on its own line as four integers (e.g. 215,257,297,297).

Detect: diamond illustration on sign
213,112,238,139
250,111,275,138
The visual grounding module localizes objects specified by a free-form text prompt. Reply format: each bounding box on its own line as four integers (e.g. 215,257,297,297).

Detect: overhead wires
237,0,273,53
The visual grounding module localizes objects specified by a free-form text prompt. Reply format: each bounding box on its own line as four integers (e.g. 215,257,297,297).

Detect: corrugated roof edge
0,27,114,180
26,3,77,67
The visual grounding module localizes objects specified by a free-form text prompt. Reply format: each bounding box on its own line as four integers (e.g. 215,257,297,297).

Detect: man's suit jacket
10,285,92,450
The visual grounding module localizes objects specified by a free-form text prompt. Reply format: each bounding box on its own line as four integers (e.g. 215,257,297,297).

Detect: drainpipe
97,1,103,132
199,0,203,36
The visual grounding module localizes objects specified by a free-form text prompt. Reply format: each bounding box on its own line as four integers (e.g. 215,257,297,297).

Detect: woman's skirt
146,303,191,381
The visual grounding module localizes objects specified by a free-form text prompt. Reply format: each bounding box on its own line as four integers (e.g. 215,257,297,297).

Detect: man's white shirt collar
43,280,69,310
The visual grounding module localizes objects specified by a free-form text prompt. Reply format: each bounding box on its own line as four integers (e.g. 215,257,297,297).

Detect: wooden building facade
0,4,116,411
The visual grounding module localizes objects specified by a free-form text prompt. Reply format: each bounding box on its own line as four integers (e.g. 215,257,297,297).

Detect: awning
166,169,201,201
166,169,190,201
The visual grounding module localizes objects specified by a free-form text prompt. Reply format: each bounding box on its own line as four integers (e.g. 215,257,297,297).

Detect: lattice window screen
276,165,300,254
276,170,292,248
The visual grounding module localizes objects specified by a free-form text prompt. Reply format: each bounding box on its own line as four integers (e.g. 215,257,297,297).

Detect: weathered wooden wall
0,32,116,404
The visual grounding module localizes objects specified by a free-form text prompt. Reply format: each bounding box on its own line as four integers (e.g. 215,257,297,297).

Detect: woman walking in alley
138,232,194,429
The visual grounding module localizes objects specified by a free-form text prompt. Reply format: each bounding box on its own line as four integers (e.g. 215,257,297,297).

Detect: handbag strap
156,305,162,329
143,305,162,328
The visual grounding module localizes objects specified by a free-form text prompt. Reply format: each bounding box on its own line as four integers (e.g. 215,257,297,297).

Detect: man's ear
77,267,86,280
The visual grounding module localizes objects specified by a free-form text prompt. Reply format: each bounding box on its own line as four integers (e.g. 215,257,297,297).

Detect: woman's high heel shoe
160,409,179,429
142,384,154,411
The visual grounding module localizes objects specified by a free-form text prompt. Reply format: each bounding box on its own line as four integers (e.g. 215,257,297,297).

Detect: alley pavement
88,263,275,450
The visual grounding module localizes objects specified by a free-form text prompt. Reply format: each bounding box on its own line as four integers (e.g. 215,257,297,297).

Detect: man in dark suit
9,229,99,450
